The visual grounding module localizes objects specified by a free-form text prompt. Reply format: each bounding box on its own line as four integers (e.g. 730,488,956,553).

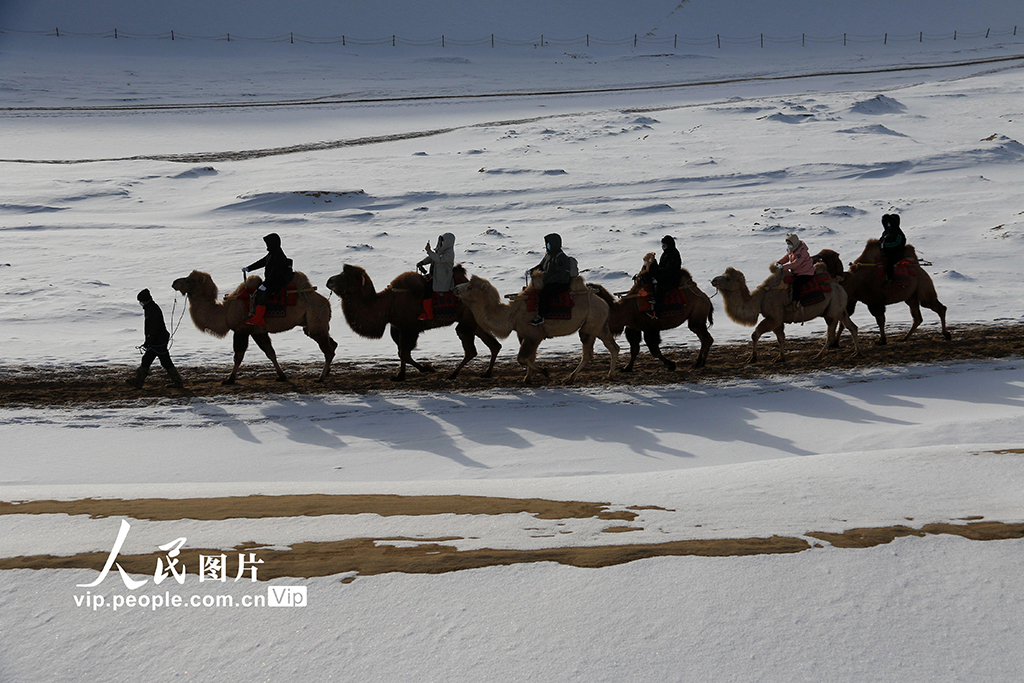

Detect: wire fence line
2,25,1022,49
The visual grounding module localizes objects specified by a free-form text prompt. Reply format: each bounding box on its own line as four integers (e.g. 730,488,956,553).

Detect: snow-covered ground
2,1,1024,680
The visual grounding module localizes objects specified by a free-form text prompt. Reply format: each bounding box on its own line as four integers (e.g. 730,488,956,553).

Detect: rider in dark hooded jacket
880,213,907,283
242,233,294,326
645,235,682,318
529,233,572,325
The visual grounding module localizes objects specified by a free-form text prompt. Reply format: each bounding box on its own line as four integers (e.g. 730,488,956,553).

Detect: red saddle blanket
637,287,688,316
784,273,832,306
877,259,914,286
525,289,574,320
424,291,459,322
237,283,300,317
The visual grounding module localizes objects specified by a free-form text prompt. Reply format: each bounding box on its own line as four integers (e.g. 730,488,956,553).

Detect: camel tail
707,300,714,329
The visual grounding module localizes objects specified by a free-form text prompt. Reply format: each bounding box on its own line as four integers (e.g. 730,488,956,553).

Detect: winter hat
785,234,801,252
137,289,152,303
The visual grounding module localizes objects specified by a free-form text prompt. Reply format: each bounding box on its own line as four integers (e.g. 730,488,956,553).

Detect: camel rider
643,235,683,319
416,232,456,320
775,233,815,304
880,213,907,283
127,289,184,389
242,232,294,326
529,233,572,326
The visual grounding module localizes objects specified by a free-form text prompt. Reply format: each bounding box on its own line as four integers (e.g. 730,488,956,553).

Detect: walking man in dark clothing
644,235,683,318
529,233,572,325
243,232,294,326
880,213,907,283
127,289,184,389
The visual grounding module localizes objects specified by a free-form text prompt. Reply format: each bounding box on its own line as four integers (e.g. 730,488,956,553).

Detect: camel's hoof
221,378,236,386
875,338,888,346
420,364,436,374
478,370,493,379
943,332,952,341
391,375,406,382
620,365,634,373
771,356,786,364
275,376,289,383
664,362,677,372
444,372,459,381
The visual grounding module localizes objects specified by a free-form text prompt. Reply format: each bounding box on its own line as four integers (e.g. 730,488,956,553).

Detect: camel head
813,249,845,279
326,264,371,297
454,274,498,307
172,270,218,301
711,267,747,293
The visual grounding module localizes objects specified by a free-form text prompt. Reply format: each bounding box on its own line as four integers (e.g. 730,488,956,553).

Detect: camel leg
389,328,432,381
304,327,337,382
517,336,546,383
868,303,887,345
601,329,620,379
771,325,787,363
919,295,951,341
622,327,642,372
565,331,596,384
448,321,478,380
749,318,779,363
251,332,288,381
689,316,713,369
902,299,924,342
477,328,501,378
644,328,675,371
818,318,839,358
223,331,249,385
841,312,860,357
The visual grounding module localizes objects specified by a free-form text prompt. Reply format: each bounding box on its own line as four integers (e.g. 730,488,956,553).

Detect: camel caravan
134,213,948,389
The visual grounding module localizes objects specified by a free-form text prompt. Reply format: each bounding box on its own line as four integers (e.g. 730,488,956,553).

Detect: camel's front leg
868,303,888,345
517,336,547,383
841,313,860,357
252,332,288,381
819,318,839,358
642,329,673,371
749,318,779,363
223,331,249,385
621,327,642,372
565,332,595,384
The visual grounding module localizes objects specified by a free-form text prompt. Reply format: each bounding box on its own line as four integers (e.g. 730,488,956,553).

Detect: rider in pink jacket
776,234,815,303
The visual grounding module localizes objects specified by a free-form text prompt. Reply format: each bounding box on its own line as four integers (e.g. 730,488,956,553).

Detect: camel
588,268,714,372
816,241,950,345
453,273,619,383
711,264,859,363
171,270,336,384
325,264,500,381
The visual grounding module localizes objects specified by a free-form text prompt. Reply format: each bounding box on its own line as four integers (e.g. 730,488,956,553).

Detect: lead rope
166,293,189,350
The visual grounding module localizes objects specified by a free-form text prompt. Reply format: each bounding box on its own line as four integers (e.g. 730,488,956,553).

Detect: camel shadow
189,402,261,444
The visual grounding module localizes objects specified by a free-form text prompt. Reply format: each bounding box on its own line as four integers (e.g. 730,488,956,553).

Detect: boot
417,297,433,321
245,304,266,326
125,367,147,389
165,365,184,389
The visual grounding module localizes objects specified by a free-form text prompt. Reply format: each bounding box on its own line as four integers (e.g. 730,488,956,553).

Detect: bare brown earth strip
1,323,1021,408
806,521,1024,548
3,522,1023,579
0,535,811,579
0,494,636,522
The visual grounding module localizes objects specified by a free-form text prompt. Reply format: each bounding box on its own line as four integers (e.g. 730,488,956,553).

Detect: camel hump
291,271,312,289
569,275,587,292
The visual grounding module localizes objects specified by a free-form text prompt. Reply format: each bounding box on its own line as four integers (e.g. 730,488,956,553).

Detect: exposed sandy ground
1,323,1020,408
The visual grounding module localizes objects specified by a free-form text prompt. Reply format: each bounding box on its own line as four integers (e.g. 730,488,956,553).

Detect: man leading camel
127,289,184,389
242,232,294,326
529,233,572,325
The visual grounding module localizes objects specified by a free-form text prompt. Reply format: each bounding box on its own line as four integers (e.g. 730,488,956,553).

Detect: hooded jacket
246,233,294,292
417,232,456,292
142,299,171,349
880,214,907,250
777,240,815,277
649,236,682,290
533,233,572,285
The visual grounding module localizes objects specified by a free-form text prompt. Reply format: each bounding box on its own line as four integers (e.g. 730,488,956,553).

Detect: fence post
844,33,846,46
920,31,923,42
290,32,293,44
55,27,59,37
884,33,887,45
442,35,445,48
171,30,174,41
343,35,345,46
953,30,957,40
491,34,494,48
802,33,805,47
587,34,589,47
760,33,763,48
674,34,677,49
392,34,395,46
114,28,118,39
541,34,544,46
717,34,720,49
634,34,637,47
986,28,990,39
227,33,231,42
